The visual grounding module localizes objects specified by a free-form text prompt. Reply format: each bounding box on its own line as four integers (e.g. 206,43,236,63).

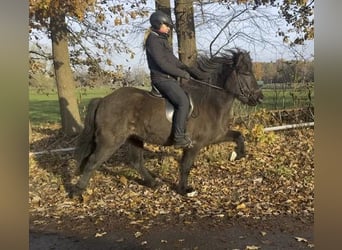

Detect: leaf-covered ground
29,120,314,249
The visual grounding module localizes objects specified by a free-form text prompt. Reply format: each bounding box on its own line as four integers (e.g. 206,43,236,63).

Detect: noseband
233,70,255,101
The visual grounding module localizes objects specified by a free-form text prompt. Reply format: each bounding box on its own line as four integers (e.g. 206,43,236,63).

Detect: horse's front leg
177,146,201,195
216,130,245,160
229,130,246,159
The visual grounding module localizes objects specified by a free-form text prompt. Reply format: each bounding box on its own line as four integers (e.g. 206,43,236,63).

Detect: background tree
277,0,314,44
174,0,197,66
29,120,32,144
263,62,278,83
155,0,173,46
253,62,264,81
192,0,313,59
159,0,312,67
29,0,97,135
50,4,84,135
29,0,149,135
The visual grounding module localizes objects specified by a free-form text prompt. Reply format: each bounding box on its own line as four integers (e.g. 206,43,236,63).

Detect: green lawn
29,85,314,125
258,88,314,110
29,86,114,125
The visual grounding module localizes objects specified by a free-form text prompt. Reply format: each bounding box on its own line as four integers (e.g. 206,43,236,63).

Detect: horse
71,49,264,198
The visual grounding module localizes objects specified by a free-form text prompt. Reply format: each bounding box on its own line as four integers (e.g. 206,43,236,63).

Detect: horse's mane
183,48,251,108
197,52,233,74
195,48,249,86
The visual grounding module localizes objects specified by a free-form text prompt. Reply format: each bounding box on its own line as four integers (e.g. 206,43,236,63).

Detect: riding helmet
149,10,173,29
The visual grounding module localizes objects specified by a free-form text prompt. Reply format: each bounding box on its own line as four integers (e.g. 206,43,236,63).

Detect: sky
114,1,314,71
30,1,314,72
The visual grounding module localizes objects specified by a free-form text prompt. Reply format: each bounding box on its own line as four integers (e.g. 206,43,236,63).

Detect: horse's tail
74,98,102,174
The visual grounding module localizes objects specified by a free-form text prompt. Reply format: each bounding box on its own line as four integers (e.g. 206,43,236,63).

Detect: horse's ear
234,52,243,69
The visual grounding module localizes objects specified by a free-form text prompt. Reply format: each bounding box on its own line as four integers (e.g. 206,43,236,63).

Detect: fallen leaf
236,203,246,210
95,232,107,237
31,196,41,207
253,177,263,184
294,236,308,243
134,231,143,238
245,245,260,249
119,176,128,186
29,123,314,245
186,190,198,197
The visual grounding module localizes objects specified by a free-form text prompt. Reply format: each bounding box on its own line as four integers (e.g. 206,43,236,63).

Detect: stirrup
173,135,194,149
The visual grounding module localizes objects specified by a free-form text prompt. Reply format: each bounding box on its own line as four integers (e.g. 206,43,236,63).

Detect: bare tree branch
29,50,53,60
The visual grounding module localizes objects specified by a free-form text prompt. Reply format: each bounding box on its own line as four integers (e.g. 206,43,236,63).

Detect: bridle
189,68,254,101
233,70,255,101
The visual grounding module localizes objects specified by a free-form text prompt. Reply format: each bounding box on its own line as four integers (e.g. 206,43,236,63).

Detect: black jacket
145,30,189,82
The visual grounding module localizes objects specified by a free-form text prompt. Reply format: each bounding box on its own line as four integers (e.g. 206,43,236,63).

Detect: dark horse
71,49,263,198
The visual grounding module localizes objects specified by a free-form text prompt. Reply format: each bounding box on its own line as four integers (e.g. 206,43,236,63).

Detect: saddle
150,85,194,123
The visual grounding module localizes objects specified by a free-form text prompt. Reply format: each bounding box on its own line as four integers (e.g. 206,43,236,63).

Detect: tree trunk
155,0,173,47
174,0,197,66
29,120,32,144
50,13,82,136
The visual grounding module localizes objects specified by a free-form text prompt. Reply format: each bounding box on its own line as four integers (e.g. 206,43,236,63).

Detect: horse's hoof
68,186,84,202
141,179,160,189
186,190,198,197
177,186,195,196
236,153,246,160
229,151,237,161
74,169,81,176
148,181,160,188
230,150,245,161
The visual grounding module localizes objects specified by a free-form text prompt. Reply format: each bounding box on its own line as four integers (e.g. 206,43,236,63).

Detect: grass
29,86,114,125
259,88,314,110
29,85,314,125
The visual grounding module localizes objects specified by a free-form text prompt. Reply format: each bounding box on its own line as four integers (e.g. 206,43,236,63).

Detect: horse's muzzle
256,89,264,103
248,89,264,106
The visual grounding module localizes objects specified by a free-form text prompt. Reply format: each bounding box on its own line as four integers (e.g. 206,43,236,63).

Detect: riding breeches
152,79,190,137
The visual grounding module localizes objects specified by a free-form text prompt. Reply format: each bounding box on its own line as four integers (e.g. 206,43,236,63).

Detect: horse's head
196,49,263,105
223,50,264,106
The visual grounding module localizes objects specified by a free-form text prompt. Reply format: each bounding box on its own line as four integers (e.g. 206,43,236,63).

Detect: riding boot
173,133,193,148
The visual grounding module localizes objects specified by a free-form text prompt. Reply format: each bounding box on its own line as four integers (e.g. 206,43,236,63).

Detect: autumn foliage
29,117,313,233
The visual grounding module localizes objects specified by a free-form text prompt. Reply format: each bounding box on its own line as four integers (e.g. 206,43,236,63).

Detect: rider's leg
152,79,192,148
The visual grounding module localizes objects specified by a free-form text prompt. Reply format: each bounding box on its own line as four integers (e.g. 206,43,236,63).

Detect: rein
189,78,223,90
189,70,251,101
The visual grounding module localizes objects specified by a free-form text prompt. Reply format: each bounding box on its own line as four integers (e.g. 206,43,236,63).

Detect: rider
144,10,201,148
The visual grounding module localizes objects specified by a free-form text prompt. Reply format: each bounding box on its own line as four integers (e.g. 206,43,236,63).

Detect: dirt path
30,215,314,249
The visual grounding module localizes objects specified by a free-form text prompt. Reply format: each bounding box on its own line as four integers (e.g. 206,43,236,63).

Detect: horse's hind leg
72,134,124,198
128,141,157,188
